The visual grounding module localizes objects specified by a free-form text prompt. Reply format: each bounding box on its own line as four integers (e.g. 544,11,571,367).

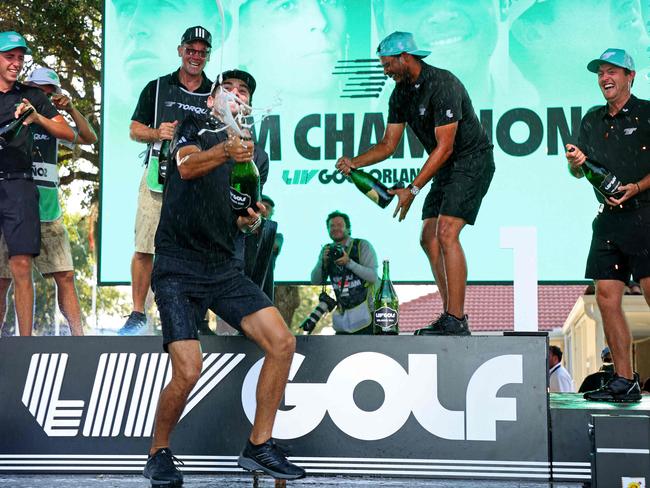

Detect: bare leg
595,279,632,379
150,340,202,454
9,255,34,336
51,271,83,336
420,217,448,311
436,215,467,318
0,278,12,331
131,252,153,313
241,307,295,444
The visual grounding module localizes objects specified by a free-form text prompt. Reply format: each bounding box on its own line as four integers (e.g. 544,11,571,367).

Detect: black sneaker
118,311,147,336
238,439,306,480
415,312,470,336
143,448,184,486
583,373,641,403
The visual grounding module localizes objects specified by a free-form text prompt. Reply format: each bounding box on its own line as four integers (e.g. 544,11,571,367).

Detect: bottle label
374,306,398,331
230,187,252,211
600,174,620,195
364,189,380,204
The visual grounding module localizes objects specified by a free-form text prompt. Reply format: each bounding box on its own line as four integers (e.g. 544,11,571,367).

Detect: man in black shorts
143,70,305,486
566,48,649,403
336,31,494,336
0,31,73,335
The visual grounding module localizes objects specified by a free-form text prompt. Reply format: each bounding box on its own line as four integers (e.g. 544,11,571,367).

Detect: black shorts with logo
421,147,495,225
585,202,650,282
152,254,273,351
0,178,40,257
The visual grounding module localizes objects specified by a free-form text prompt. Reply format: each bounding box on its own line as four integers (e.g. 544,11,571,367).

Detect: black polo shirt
0,82,59,172
155,114,269,264
578,95,650,204
131,69,213,126
387,62,491,164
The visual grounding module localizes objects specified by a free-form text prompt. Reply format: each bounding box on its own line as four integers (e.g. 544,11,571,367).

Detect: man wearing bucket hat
566,48,650,403
336,31,494,336
0,31,74,336
0,66,96,337
119,26,213,336
141,69,305,485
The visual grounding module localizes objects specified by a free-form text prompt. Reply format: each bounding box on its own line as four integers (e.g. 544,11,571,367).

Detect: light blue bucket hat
587,48,635,73
376,31,430,58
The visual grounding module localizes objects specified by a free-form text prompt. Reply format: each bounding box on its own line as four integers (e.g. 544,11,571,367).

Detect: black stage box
0,335,549,481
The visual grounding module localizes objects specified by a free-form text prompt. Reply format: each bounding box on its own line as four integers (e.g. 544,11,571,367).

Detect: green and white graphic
100,0,650,283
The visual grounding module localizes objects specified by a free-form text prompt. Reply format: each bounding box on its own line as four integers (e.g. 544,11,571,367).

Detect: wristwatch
407,183,420,196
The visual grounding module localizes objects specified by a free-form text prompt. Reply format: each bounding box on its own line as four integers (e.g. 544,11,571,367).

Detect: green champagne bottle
373,259,399,335
349,168,405,208
229,139,260,217
581,158,624,199
0,107,34,150
157,139,171,185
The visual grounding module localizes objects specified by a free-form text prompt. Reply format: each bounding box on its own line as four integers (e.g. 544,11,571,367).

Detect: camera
300,292,337,334
328,243,345,262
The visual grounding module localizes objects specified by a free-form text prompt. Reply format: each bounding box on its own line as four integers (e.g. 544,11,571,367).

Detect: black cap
181,26,212,48
212,69,257,98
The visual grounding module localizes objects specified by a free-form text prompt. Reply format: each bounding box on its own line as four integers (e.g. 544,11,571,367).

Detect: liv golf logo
22,352,523,441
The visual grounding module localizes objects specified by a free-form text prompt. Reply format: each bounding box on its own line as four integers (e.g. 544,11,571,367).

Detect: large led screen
100,0,650,283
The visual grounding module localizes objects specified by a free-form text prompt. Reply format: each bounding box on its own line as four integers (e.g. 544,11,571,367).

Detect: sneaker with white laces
143,447,184,486
117,311,147,336
238,439,306,480
583,373,641,403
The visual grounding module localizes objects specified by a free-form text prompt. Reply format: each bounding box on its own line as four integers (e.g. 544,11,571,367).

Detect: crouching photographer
307,211,379,334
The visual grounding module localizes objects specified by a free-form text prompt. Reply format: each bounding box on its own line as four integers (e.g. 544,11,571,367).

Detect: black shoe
583,373,641,403
238,439,306,480
415,312,470,336
414,313,445,336
143,448,184,486
118,311,147,336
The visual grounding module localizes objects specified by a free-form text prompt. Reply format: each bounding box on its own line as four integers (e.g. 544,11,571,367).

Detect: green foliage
290,285,334,335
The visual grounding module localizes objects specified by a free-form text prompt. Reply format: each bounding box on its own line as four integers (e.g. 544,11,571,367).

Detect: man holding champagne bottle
336,31,494,336
0,31,74,336
142,69,305,485
565,48,650,403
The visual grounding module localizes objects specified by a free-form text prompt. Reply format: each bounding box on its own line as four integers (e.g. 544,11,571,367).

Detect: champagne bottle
349,168,405,208
157,139,170,184
229,138,260,217
0,107,35,150
581,158,624,199
373,259,399,335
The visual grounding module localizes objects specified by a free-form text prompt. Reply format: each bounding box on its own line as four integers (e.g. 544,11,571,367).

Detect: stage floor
0,475,584,487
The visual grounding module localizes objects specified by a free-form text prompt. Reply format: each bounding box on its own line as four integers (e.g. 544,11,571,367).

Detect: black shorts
422,148,495,225
151,254,273,351
585,203,650,282
0,179,40,257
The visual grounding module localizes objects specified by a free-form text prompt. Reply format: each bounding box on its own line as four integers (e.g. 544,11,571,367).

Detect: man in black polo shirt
566,48,650,403
119,26,214,336
0,31,73,336
142,70,305,486
336,31,494,336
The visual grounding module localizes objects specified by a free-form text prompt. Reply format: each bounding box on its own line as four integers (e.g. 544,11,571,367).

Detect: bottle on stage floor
373,259,399,335
0,107,34,150
229,136,260,217
348,168,405,208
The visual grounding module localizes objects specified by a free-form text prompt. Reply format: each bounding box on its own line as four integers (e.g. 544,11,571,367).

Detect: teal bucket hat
0,31,32,55
587,48,635,73
376,31,430,58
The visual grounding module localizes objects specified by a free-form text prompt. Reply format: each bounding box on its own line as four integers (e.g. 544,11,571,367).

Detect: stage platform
0,335,647,485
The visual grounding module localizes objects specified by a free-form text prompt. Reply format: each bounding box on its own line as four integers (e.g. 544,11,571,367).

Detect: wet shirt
154,114,269,263
387,62,491,164
578,95,650,203
0,82,58,172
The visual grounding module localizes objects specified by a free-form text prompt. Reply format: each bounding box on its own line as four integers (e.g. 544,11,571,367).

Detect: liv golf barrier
0,335,549,480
